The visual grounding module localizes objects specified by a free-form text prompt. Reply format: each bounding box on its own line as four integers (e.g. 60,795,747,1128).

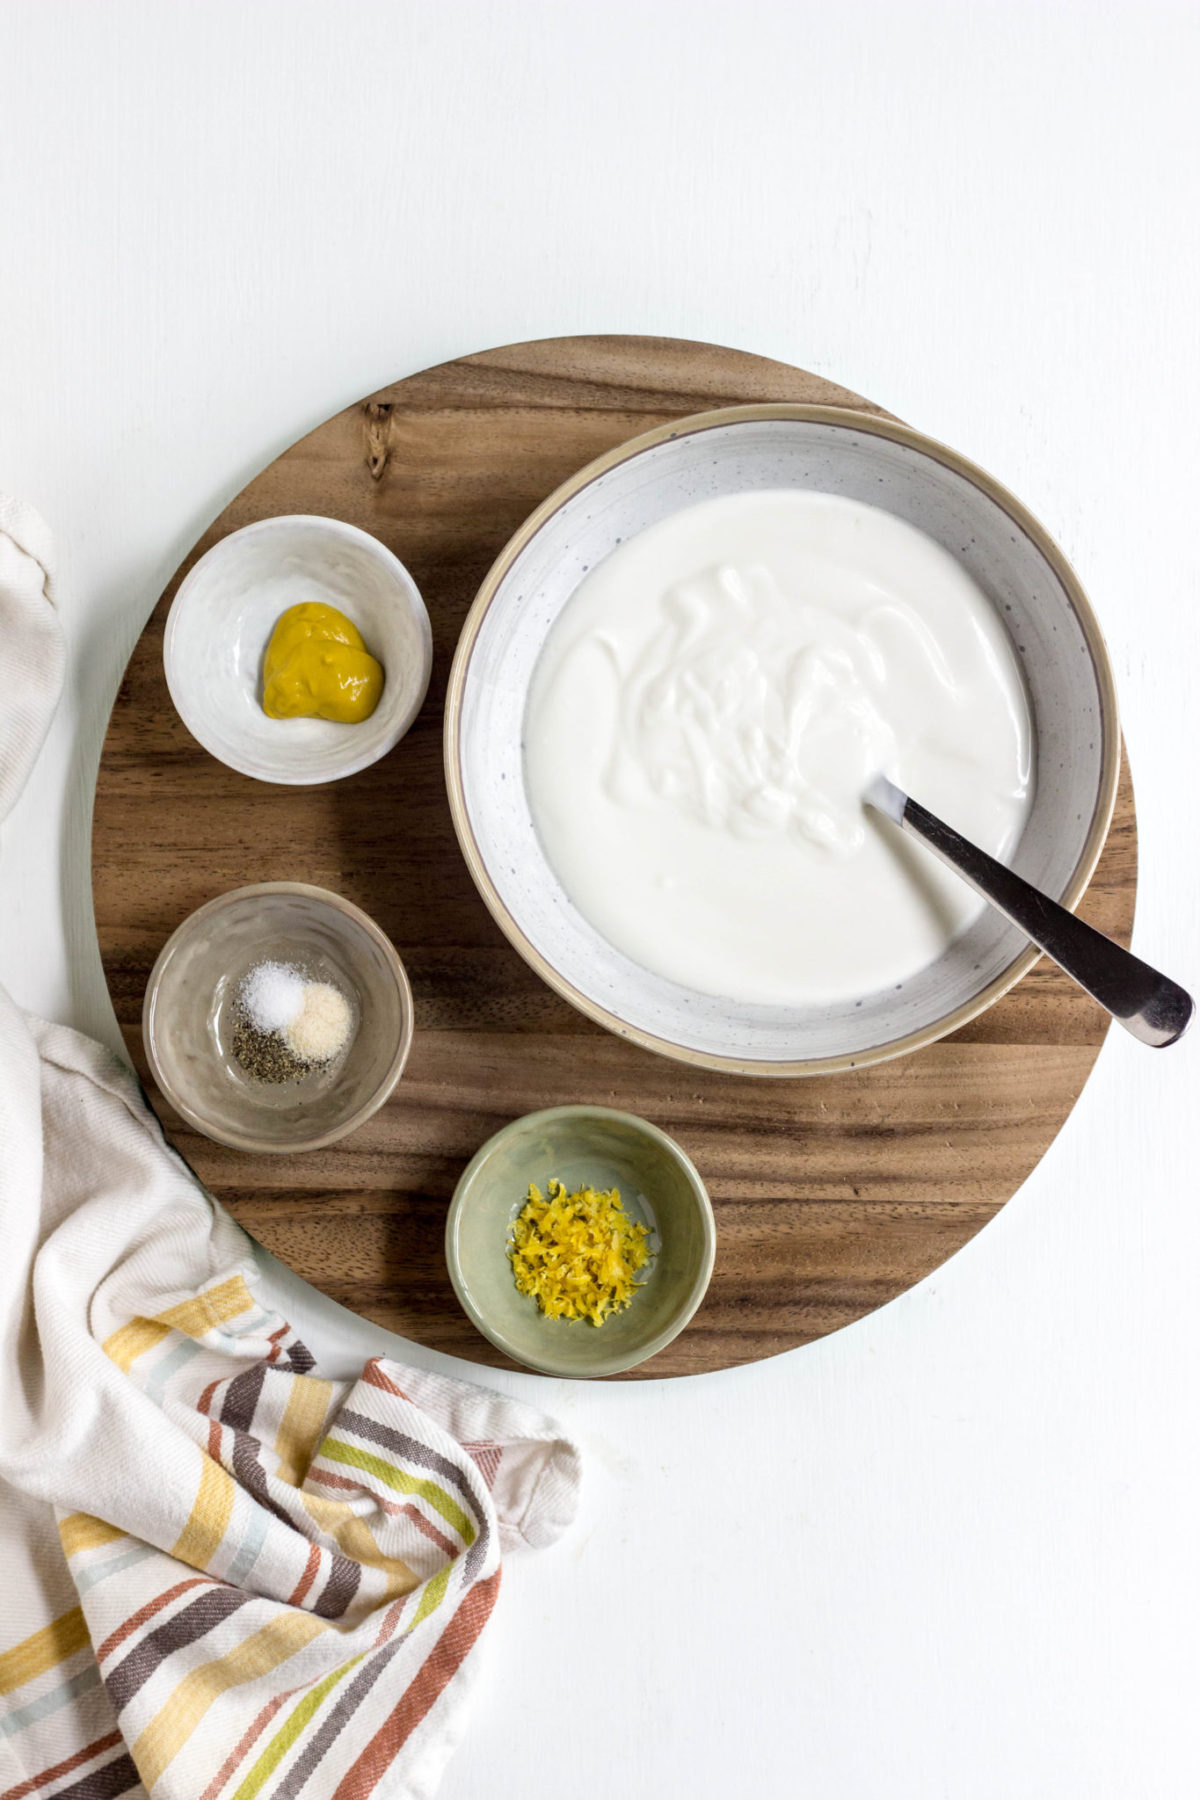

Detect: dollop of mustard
261,602,384,724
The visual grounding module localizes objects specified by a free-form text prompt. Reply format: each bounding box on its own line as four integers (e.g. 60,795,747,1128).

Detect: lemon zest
508,1178,652,1326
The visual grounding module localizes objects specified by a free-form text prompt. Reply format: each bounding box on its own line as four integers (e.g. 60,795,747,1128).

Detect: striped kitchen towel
0,498,580,1800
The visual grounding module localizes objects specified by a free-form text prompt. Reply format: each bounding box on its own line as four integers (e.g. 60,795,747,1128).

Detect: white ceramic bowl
165,515,432,784
445,405,1121,1077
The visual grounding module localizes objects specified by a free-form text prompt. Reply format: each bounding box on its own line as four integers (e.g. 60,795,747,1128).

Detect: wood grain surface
90,335,1137,1378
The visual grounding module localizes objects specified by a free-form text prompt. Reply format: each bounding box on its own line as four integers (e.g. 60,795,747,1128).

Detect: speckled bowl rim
444,404,1122,1079
141,880,414,1153
444,1105,718,1378
163,514,434,786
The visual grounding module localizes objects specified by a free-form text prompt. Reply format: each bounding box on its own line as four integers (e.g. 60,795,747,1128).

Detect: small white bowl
165,515,432,785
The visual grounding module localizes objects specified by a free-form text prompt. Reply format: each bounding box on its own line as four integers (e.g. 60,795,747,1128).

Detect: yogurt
523,490,1032,1006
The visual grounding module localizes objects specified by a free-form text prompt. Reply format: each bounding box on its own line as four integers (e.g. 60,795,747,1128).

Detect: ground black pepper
232,1016,313,1084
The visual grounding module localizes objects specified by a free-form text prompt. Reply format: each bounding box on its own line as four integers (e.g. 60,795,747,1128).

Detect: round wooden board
92,335,1137,1379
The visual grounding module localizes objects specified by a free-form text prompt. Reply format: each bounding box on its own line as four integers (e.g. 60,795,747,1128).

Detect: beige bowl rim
443,404,1122,1078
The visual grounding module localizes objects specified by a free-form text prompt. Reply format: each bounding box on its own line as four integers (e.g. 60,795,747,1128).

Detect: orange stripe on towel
95,1576,211,1664
332,1568,501,1798
0,1729,124,1800
363,1359,409,1400
287,1541,322,1608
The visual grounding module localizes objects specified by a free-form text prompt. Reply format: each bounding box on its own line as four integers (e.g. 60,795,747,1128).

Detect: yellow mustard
261,602,384,724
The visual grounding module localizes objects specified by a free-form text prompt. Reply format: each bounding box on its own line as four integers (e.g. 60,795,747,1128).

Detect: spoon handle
866,776,1193,1048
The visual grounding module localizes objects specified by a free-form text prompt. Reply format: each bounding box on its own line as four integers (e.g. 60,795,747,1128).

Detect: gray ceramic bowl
445,405,1120,1076
445,1106,716,1378
142,882,413,1153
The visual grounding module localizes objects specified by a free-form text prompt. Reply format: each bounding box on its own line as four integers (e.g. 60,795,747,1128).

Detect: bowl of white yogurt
444,406,1119,1076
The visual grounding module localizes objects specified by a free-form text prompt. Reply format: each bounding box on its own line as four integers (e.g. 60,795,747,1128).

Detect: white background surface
2,3,1198,1795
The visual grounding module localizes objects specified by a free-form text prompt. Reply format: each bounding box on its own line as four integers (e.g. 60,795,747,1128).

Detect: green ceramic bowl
445,1106,716,1378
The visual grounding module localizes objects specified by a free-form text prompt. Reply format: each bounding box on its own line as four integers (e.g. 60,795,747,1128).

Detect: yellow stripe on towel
102,1275,257,1371
171,1455,237,1572
0,1607,89,1696
155,1273,258,1340
274,1376,333,1487
300,1491,420,1601
58,1513,127,1558
131,1611,328,1789
102,1316,171,1373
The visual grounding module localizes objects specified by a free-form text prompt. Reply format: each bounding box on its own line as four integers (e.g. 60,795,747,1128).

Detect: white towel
0,498,580,1800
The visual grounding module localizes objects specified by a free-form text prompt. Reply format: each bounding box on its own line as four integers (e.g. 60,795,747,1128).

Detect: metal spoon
864,775,1193,1048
